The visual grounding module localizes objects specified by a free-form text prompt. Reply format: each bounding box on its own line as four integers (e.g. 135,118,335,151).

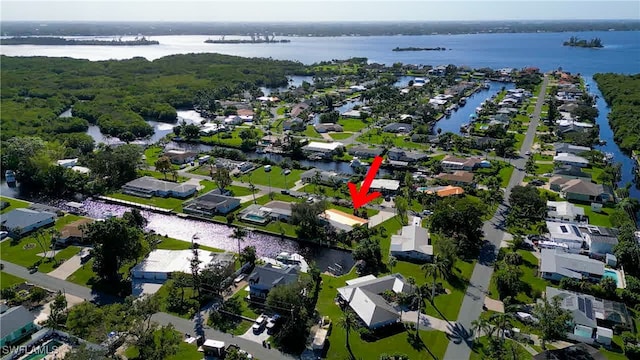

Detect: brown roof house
550,178,614,204
440,155,485,171
436,171,475,186
57,218,94,246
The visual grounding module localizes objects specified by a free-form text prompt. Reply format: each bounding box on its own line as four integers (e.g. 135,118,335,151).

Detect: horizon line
3,19,640,23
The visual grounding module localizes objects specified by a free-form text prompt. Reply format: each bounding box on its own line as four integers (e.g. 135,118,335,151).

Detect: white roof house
554,153,589,168
57,158,79,168
547,201,586,222
131,249,234,281
540,249,604,282
390,225,433,261
337,274,413,329
302,141,345,153
546,221,585,252
369,179,401,192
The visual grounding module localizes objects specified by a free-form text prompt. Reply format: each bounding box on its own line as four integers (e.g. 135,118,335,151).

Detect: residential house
546,221,585,253
122,176,197,199
440,155,485,171
302,142,345,158
248,264,299,300
579,225,619,256
383,123,413,133
342,110,362,118
553,179,613,203
283,117,305,131
0,208,56,237
348,146,384,159
314,123,343,133
546,201,586,222
56,158,79,168
557,120,594,134
540,249,604,282
57,218,94,246
337,274,414,329
419,185,465,197
533,343,605,360
131,249,234,282
387,148,428,163
163,150,197,165
553,166,592,181
290,103,310,118
261,201,293,222
369,179,401,194
436,171,475,186
554,153,589,168
182,190,241,216
300,169,348,185
390,225,433,262
0,306,37,347
320,209,368,232
546,287,632,344
554,143,591,156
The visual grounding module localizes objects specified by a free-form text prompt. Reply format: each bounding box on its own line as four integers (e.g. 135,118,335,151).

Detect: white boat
5,170,16,183
103,211,115,219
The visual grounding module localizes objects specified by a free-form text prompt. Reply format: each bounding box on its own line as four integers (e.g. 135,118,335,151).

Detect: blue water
603,269,619,282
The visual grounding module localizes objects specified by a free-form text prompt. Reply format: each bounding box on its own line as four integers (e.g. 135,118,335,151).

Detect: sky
1,0,639,22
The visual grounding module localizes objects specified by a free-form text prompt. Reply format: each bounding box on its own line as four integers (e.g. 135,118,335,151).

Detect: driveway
239,324,271,345
34,293,85,324
401,311,452,334
367,209,397,227
48,250,87,280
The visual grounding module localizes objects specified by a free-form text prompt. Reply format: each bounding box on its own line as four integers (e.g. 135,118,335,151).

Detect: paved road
443,75,549,360
1,261,292,359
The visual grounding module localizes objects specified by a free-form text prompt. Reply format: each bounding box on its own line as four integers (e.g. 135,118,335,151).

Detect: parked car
422,210,433,216
0,231,8,239
266,314,281,334
529,179,544,186
29,267,38,274
525,151,531,156
306,196,315,203
252,314,267,333
281,190,290,195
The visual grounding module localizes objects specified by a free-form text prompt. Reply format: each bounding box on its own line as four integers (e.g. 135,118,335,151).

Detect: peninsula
0,36,159,46
205,35,290,44
392,46,447,51
563,36,603,48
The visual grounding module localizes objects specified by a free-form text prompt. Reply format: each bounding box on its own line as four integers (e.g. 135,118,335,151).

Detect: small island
392,46,447,52
0,36,159,46
563,36,603,48
205,35,290,44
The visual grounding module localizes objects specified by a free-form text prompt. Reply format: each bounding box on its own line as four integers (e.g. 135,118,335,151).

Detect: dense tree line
593,73,640,152
1,54,304,140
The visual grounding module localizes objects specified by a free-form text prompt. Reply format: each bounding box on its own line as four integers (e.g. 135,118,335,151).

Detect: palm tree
422,255,452,303
230,227,247,257
490,313,513,342
248,182,257,204
471,317,494,339
388,255,397,273
617,196,640,223
339,311,358,355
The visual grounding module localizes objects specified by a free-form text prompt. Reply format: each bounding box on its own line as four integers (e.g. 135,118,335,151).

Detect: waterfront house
390,225,433,262
302,142,345,158
248,264,299,301
290,103,310,118
320,209,368,232
387,148,428,163
182,190,241,216
283,117,305,131
557,120,594,134
436,171,475,186
163,150,197,165
0,208,56,237
347,146,384,159
131,249,234,282
440,155,485,171
300,169,348,185
552,179,613,203
337,274,413,329
368,179,401,194
579,225,619,256
554,153,589,168
546,221,585,253
554,143,591,156
0,306,37,347
314,123,344,133
383,123,413,133
239,201,293,224
553,166,592,181
546,201,586,223
540,249,604,282
342,109,362,118
57,218,94,246
122,176,197,199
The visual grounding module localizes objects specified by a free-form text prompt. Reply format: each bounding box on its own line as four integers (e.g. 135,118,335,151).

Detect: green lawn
1,196,31,214
200,127,264,148
534,163,555,175
228,291,261,319
125,331,203,360
328,132,353,140
1,271,27,289
301,183,350,200
138,169,189,183
225,185,255,197
317,270,449,360
188,165,212,177
499,165,515,187
514,133,526,150
303,125,322,139
576,204,614,227
238,166,303,189
66,259,95,286
488,250,547,303
155,236,224,253
338,118,367,132
107,192,185,211
357,130,430,151
0,215,84,272
470,336,533,360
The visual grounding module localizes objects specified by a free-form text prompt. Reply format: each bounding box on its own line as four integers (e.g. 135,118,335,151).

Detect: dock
96,196,174,214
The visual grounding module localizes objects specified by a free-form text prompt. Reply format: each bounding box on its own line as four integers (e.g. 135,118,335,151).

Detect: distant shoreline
204,39,291,44
0,36,160,46
392,46,447,52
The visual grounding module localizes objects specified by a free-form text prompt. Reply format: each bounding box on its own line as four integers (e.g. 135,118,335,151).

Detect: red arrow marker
348,156,383,209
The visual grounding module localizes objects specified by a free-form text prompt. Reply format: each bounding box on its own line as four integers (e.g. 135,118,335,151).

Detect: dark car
529,180,544,186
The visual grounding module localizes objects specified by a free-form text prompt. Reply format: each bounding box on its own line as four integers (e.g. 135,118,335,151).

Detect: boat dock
96,196,174,214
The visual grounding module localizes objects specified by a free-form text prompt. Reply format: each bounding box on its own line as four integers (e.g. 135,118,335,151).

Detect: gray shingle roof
0,208,56,231
248,264,299,290
0,306,35,338
540,249,604,279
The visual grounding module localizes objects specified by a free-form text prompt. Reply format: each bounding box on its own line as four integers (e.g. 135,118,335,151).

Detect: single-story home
182,190,241,216
122,176,197,199
290,103,310,118
383,123,413,133
302,142,345,158
239,201,294,224
131,249,234,281
419,185,465,197
546,201,586,223
554,143,591,156
56,218,94,246
56,158,79,168
348,146,384,159
440,155,485,171
387,148,428,163
0,306,37,347
342,109,362,118
300,169,349,185
337,274,414,329
320,209,368,232
579,225,619,256
551,178,614,203
553,166,592,181
436,171,475,186
248,264,299,300
315,123,344,133
368,179,401,194
283,117,305,131
163,150,198,165
390,225,433,262
554,153,589,168
546,221,585,253
540,249,604,282
0,208,56,237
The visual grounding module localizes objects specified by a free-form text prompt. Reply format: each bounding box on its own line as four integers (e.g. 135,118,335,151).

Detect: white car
252,314,267,333
0,231,8,239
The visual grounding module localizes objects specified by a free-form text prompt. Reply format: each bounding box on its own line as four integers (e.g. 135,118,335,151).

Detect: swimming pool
574,326,593,339
21,340,63,360
603,269,618,283
241,212,269,225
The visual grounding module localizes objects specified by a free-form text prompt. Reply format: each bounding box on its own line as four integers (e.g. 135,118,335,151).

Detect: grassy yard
338,118,367,132
107,192,185,211
499,165,515,187
488,250,548,304
138,169,189,183
238,166,304,189
357,130,430,151
328,132,353,140
0,196,31,214
317,270,449,360
303,125,322,139
1,271,27,289
534,163,555,175
576,204,614,227
200,127,264,148
514,133,526,150
0,215,84,272
125,331,203,360
144,145,182,169
469,336,533,360
66,259,95,286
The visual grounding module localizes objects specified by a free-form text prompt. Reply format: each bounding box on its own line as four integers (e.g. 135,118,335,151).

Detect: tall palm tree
388,255,397,273
471,317,494,339
231,227,247,257
490,313,513,342
339,311,358,355
422,255,452,303
617,196,640,223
